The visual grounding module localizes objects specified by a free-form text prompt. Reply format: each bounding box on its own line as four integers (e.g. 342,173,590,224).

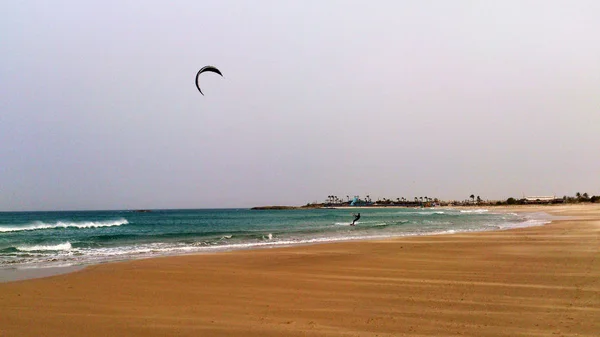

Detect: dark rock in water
133,210,152,213
250,206,297,210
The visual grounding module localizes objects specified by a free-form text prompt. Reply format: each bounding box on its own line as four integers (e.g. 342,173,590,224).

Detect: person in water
351,213,360,226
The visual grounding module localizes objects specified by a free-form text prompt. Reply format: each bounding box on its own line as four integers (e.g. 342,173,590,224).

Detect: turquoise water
0,208,549,270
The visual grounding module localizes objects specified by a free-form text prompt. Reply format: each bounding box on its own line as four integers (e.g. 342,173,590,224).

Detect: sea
0,207,551,273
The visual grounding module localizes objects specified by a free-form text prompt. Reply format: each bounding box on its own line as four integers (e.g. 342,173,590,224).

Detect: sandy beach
1,204,599,336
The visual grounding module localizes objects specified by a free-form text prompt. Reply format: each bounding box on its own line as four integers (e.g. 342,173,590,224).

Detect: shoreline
1,204,599,336
0,205,562,283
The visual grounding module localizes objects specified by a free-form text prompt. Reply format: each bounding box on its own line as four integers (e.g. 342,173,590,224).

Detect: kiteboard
334,222,356,226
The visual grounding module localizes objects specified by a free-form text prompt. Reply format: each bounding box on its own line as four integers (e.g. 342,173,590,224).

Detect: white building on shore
523,196,560,203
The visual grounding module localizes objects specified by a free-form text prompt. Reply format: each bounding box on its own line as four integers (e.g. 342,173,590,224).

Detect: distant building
350,197,369,206
523,196,561,204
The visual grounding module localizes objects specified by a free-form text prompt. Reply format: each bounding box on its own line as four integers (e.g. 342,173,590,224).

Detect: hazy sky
1,1,599,211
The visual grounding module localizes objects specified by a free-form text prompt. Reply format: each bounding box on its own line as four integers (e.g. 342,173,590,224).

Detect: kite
195,66,223,95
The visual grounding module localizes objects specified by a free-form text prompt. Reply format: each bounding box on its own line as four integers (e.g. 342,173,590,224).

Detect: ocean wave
16,242,72,252
400,211,446,215
459,209,488,214
434,229,456,235
0,219,128,233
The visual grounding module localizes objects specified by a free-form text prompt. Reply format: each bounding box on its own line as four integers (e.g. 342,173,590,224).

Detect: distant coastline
252,192,599,210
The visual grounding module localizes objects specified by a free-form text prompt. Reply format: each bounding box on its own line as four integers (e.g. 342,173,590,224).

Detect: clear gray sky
1,1,599,211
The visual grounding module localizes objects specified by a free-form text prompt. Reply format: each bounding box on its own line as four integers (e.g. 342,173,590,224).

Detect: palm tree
470,194,475,203
477,196,482,203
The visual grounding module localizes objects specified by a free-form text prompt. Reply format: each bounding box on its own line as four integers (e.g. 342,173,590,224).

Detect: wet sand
0,265,85,283
1,204,599,336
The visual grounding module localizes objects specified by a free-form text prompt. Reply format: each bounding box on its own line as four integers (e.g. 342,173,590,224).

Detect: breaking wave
16,242,73,252
459,209,489,214
0,219,128,233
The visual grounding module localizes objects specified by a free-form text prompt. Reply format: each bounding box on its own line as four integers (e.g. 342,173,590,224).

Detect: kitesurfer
351,213,360,226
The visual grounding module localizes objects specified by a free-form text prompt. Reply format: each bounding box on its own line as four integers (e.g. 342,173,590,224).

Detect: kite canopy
195,66,223,95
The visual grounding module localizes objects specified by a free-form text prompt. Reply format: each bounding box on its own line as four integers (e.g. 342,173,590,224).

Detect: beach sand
1,204,599,336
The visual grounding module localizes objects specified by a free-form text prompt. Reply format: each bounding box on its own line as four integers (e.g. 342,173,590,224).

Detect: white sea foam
17,262,76,270
459,209,488,214
17,242,72,252
497,219,551,229
434,229,456,235
400,211,446,215
0,219,128,233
